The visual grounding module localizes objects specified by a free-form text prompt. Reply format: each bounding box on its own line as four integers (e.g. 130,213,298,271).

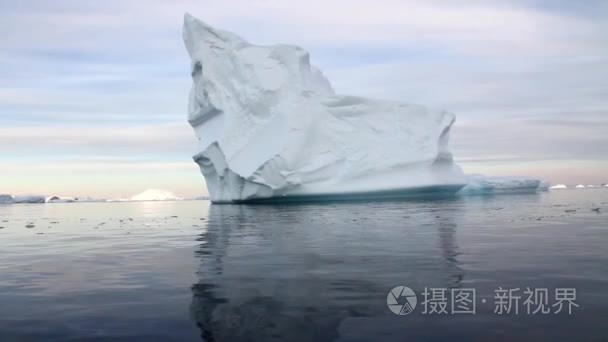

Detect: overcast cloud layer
1,0,607,198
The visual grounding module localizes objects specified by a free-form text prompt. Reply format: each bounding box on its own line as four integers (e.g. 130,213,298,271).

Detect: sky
1,0,607,198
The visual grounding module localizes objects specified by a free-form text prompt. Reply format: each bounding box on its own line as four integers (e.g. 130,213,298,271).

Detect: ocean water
0,189,607,341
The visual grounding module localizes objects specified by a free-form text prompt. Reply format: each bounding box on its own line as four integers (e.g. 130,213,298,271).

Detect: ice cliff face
183,13,466,203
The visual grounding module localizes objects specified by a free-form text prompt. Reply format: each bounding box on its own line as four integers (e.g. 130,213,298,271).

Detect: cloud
325,56,608,116
4,1,607,56
452,112,608,161
0,122,197,155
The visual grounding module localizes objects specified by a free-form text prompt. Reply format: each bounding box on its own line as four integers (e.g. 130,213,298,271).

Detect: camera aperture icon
387,286,417,315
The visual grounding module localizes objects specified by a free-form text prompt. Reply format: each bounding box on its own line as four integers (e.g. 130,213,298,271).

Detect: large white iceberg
183,14,466,203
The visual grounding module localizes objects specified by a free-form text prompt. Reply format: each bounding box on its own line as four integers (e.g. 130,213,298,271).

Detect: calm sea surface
1,190,607,341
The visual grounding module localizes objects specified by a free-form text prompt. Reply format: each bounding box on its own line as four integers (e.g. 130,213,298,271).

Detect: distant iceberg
0,194,13,204
130,189,182,201
13,195,46,203
46,196,106,203
458,175,544,195
575,185,586,188
0,194,106,205
46,196,75,203
549,184,567,189
75,196,107,203
1,194,47,204
107,198,130,202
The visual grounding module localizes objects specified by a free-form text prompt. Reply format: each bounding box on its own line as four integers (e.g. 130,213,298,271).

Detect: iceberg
107,198,130,202
47,196,75,203
45,196,105,203
0,194,13,204
575,185,586,188
76,196,107,203
549,184,567,189
183,14,466,203
458,175,544,195
12,195,46,204
130,189,182,201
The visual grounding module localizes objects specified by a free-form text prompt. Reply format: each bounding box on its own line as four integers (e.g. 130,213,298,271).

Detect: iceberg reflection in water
190,200,463,341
